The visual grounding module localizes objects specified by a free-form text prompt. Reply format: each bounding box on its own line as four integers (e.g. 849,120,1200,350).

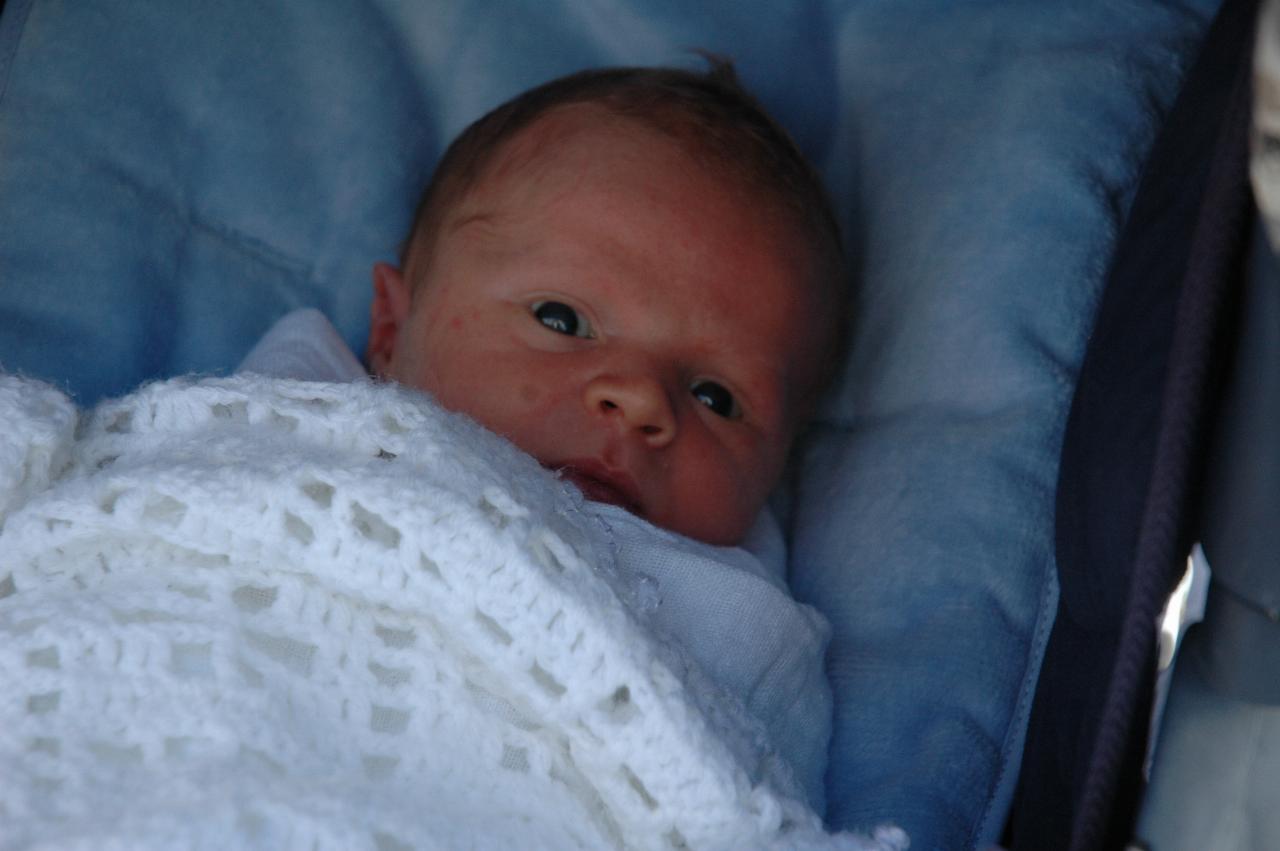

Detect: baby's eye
691,380,739,419
532,301,593,338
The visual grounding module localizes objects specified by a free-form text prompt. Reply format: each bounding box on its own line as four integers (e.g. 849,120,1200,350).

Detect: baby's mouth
551,460,644,517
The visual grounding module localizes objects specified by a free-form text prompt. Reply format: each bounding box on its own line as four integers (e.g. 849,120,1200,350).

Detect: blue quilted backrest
0,1,1221,846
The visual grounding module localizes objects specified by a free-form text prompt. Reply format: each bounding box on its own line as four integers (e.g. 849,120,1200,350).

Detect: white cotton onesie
239,308,835,812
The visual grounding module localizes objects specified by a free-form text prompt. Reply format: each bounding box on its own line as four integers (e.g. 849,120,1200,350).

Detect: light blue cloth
590,502,834,814
237,308,367,383
0,1,1222,846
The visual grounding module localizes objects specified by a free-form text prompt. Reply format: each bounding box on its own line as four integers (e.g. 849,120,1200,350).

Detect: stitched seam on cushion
0,0,37,109
972,548,1060,847
95,161,313,279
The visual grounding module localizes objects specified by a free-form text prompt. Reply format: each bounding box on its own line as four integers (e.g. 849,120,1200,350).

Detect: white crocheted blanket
0,375,906,851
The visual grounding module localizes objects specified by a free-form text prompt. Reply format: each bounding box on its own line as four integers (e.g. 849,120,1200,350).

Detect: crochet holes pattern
269,411,299,432
351,502,401,550
501,743,530,773
283,512,314,545
29,737,60,756
87,741,143,766
482,486,528,519
210,401,249,422
530,535,568,574
164,737,195,759
231,585,279,614
367,661,411,688
171,583,211,601
666,828,691,849
300,397,337,414
239,745,285,777
479,487,529,529
381,414,410,435
238,810,268,840
17,456,43,489
418,553,447,585
243,629,317,676
620,763,658,810
529,662,567,698
597,685,638,724
142,495,186,527
237,659,265,688
549,753,625,849
374,624,416,649
103,410,132,434
111,608,181,626
299,479,334,508
362,754,399,780
373,831,414,851
8,616,47,636
98,490,122,514
479,497,509,529
25,646,59,670
474,608,513,646
369,704,411,735
464,680,542,732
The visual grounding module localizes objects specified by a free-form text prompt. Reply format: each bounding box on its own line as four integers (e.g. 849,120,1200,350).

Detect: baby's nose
583,374,676,448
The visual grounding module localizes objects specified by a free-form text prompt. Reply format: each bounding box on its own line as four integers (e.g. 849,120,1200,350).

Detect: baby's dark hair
400,59,845,312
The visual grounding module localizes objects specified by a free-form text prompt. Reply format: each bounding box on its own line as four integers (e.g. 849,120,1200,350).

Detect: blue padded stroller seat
0,1,1227,847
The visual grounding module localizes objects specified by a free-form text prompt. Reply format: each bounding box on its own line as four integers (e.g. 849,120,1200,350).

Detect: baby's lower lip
559,468,642,515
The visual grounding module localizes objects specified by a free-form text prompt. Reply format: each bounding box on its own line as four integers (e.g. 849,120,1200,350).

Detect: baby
240,62,844,810
363,62,846,548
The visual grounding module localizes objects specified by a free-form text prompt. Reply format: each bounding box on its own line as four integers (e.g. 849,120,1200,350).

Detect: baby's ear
366,262,412,376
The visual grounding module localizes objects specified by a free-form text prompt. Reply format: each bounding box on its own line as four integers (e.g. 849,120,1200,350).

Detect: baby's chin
644,511,755,549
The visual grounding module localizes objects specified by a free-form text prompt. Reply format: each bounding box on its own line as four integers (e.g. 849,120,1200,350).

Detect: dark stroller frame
1011,0,1264,846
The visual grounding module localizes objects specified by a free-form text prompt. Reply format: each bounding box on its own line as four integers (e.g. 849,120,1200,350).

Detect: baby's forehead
469,106,704,197
455,108,818,268
460,109,830,298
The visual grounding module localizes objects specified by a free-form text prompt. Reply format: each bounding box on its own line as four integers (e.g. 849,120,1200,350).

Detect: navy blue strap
1071,54,1254,851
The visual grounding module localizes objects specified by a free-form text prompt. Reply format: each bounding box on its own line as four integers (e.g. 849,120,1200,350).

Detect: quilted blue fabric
0,1,1220,847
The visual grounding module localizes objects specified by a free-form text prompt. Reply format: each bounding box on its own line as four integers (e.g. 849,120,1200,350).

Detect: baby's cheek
519,383,541,404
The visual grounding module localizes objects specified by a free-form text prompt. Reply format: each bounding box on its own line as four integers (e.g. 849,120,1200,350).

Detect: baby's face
369,107,832,545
